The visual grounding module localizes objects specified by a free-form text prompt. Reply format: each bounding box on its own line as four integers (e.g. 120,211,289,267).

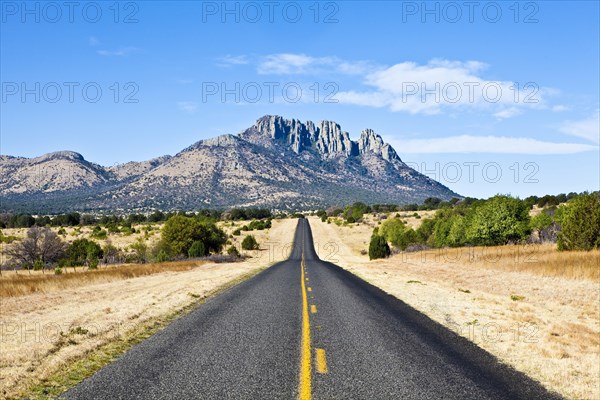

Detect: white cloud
256,53,375,75
88,36,100,46
560,111,600,143
177,101,198,114
338,59,544,115
387,135,599,154
552,105,569,112
258,53,322,74
97,47,139,57
217,55,249,67
493,107,522,119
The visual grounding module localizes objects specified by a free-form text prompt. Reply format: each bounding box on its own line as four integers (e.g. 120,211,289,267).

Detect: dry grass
401,244,600,281
0,260,209,298
308,216,600,400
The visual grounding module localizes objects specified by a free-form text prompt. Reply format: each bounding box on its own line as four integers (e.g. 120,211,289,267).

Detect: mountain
0,115,459,213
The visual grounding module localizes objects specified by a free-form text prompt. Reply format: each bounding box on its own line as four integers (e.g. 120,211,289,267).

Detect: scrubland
0,218,297,399
308,215,599,400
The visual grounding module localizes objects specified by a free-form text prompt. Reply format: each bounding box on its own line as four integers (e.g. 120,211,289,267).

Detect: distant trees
226,208,272,220
6,227,66,269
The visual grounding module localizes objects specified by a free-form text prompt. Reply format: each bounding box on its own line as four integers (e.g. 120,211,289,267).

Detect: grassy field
308,215,600,400
0,218,297,400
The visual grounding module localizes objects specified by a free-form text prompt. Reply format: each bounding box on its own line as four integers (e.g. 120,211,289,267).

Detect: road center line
311,305,317,314
299,252,312,400
316,348,328,374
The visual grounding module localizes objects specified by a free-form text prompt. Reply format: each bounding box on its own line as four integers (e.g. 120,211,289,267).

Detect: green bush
54,267,63,275
241,235,259,250
557,193,600,251
33,259,43,271
368,235,390,260
466,195,530,245
155,250,170,263
188,241,206,258
227,245,241,257
232,229,241,236
161,215,226,257
63,239,103,267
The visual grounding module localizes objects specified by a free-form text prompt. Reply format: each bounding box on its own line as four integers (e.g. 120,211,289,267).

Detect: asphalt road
63,219,562,399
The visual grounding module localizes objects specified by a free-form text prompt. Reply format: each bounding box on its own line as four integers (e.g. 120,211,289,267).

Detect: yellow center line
311,305,317,314
299,252,312,400
316,348,328,374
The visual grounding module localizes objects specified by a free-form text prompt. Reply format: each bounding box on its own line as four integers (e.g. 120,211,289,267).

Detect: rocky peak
314,120,357,157
358,129,399,162
34,151,85,163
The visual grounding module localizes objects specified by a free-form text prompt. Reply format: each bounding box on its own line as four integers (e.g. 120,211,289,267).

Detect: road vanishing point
63,219,562,400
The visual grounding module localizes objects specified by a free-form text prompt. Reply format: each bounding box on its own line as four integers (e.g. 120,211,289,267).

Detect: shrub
557,192,600,250
33,259,44,271
188,241,206,258
232,229,241,236
368,235,390,260
64,238,103,267
466,195,530,245
241,235,259,250
227,245,241,257
155,250,170,263
161,215,226,257
54,267,62,275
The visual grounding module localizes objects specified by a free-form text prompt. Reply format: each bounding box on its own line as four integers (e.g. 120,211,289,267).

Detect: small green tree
368,235,390,260
557,193,600,250
241,235,259,250
188,241,206,258
466,195,530,245
130,239,148,263
64,239,103,267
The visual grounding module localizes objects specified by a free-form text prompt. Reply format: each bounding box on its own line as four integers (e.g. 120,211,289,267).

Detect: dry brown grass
401,244,600,281
0,260,209,298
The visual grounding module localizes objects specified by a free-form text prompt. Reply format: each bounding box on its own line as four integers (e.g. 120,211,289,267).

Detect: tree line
369,192,600,259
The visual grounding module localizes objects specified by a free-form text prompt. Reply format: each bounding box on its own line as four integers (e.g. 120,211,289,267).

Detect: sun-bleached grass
0,260,209,298
400,244,600,281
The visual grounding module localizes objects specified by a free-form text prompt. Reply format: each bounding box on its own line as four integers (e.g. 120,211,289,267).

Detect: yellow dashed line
311,305,317,314
316,348,328,374
308,287,312,292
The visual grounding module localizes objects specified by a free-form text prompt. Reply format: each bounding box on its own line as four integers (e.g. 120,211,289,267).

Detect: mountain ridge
0,115,460,213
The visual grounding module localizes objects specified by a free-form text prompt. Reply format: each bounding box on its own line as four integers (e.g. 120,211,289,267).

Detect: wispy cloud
388,135,599,154
88,36,100,46
97,47,140,57
256,53,376,75
493,107,522,120
560,110,600,143
177,101,198,114
217,55,249,67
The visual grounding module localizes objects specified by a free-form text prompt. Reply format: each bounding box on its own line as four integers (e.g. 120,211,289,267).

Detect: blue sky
1,1,599,198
